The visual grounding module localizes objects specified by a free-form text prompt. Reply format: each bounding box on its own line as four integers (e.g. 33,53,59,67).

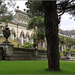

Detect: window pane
26,36,29,42
21,35,24,44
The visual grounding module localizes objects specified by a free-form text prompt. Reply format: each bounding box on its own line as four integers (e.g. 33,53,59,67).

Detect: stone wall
0,46,47,60
71,53,75,57
13,47,47,60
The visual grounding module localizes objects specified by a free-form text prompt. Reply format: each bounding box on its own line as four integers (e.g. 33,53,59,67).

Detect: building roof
15,9,27,15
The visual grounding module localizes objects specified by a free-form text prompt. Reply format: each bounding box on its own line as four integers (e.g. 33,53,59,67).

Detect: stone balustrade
0,45,47,60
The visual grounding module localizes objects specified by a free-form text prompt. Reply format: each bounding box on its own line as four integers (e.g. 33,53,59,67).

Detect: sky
5,0,75,30
59,13,75,30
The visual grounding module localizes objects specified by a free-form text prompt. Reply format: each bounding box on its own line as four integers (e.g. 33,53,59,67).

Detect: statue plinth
0,27,14,60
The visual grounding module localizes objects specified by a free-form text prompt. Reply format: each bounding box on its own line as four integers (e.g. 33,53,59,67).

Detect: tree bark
42,1,60,71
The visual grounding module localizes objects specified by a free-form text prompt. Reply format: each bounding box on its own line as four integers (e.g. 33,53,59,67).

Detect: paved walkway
60,56,74,61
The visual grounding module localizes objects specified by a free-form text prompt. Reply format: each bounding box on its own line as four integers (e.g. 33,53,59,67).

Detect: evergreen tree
25,0,75,71
27,17,45,49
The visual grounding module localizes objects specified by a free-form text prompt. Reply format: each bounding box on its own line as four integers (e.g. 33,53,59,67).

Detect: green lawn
0,60,75,74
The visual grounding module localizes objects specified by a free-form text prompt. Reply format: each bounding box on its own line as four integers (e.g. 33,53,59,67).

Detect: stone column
33,49,38,60
0,43,14,60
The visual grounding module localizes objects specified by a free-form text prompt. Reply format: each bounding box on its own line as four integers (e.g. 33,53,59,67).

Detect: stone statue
2,27,10,43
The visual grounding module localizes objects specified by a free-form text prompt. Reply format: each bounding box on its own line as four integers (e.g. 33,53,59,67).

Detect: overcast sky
5,0,75,30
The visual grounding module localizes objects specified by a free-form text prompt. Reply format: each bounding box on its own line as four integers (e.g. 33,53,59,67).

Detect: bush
21,42,33,49
63,49,75,56
63,49,68,56
0,37,20,47
8,39,20,47
70,49,75,54
17,43,20,47
60,52,64,57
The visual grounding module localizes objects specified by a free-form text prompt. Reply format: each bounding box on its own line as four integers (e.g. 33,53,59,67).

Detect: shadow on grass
43,68,69,74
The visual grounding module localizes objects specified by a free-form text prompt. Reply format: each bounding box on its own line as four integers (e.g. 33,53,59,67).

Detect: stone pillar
33,49,38,60
0,43,14,60
33,49,38,56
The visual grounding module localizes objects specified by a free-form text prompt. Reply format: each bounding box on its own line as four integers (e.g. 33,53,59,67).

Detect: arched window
11,28,16,40
31,33,34,43
26,32,30,42
43,42,45,48
21,35,24,44
31,39,33,43
11,33,15,40
26,36,29,42
20,30,25,44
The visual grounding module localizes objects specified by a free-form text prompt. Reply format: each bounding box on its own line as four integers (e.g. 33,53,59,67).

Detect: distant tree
27,16,45,49
27,16,44,29
65,37,75,49
0,0,15,25
59,35,75,51
25,1,44,17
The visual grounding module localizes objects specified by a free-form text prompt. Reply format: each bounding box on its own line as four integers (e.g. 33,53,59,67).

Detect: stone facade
10,10,34,44
0,9,46,50
0,10,34,45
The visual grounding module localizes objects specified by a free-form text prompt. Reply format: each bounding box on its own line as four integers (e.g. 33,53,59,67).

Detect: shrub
63,49,75,56
63,49,68,56
8,39,20,47
0,37,20,47
21,42,33,49
17,43,20,47
60,52,64,57
70,49,75,54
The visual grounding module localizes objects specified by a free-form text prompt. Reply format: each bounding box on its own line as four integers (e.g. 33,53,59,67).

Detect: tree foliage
25,0,75,18
59,35,75,51
25,1,44,17
21,42,33,49
27,16,44,29
57,0,75,18
0,0,15,24
27,16,45,41
0,14,12,23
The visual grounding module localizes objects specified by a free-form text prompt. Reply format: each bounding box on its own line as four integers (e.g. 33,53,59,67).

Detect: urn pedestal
0,43,14,60
0,27,14,60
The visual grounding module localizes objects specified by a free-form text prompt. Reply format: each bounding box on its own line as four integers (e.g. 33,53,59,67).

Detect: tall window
26,36,29,42
11,33,15,40
31,39,33,43
21,35,24,44
43,42,45,48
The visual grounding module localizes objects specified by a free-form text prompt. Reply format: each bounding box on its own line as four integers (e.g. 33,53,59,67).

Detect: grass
0,60,75,74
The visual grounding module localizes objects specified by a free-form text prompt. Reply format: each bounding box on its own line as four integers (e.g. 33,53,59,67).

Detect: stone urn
2,27,10,43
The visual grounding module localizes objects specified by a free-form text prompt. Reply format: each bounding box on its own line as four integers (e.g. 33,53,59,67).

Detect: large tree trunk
42,1,60,71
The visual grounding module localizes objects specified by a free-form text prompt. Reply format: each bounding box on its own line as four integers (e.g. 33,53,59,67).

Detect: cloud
15,1,27,11
59,13,75,30
5,1,75,30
